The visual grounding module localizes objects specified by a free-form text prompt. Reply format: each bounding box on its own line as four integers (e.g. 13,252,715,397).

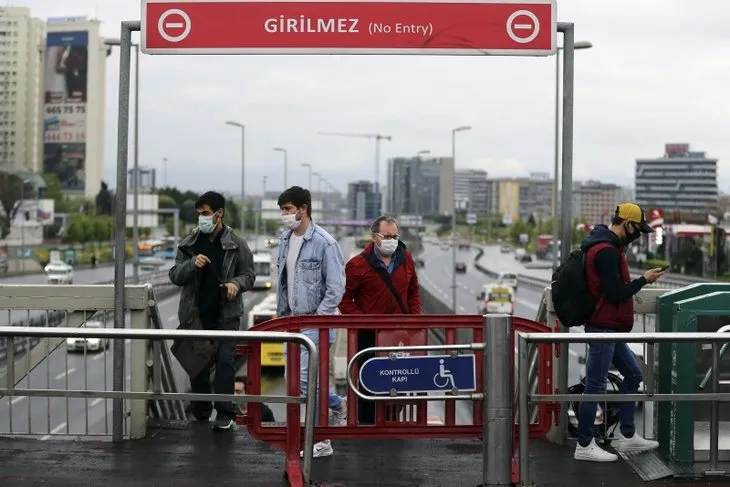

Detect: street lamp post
451,126,472,313
225,121,246,234
301,163,312,190
162,157,167,187
105,38,141,283
273,147,288,189
552,41,593,271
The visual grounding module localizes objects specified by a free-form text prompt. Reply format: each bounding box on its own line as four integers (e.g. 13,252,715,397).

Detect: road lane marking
11,396,26,405
90,398,104,407
55,368,76,381
41,421,68,440
92,352,105,361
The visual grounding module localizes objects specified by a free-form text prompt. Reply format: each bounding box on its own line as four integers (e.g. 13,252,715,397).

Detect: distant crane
319,132,392,192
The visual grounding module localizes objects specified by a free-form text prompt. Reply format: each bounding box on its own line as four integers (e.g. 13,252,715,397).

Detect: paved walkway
0,423,726,486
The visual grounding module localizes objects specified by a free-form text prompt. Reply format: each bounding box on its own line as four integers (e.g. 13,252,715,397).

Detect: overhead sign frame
141,0,557,56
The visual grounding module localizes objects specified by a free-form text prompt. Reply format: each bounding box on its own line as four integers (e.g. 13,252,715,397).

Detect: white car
66,319,108,353
477,284,515,315
139,256,165,271
45,260,74,284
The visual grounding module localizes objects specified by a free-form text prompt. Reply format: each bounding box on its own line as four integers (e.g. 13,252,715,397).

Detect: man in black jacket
169,191,255,430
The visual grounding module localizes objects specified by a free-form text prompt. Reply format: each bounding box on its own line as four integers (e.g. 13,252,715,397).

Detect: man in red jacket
339,216,421,423
575,203,665,462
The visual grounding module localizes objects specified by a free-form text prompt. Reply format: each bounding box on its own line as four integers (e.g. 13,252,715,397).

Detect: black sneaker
212,417,235,431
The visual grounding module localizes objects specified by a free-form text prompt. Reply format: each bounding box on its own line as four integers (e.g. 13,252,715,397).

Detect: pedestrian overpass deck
3,422,717,487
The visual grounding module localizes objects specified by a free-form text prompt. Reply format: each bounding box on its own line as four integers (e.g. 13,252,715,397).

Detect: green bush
644,259,669,270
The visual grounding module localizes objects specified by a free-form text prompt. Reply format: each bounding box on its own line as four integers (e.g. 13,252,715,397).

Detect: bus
247,294,284,368
252,252,274,290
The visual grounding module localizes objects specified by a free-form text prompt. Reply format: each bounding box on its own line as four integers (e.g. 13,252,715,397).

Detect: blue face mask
198,213,216,234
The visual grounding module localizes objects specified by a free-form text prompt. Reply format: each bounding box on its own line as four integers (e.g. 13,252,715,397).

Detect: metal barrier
238,314,554,486
517,331,730,486
0,325,318,486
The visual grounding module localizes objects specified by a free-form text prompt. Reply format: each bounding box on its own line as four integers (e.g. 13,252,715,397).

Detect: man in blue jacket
276,186,347,459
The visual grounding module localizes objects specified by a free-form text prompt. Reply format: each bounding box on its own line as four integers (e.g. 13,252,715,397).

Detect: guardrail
0,325,319,484
471,245,714,291
516,331,730,483
0,270,174,364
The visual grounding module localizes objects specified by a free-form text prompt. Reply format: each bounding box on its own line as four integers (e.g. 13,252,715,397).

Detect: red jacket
585,242,634,331
339,242,421,315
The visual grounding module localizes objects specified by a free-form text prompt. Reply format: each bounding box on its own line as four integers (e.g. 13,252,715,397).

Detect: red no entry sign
141,0,556,56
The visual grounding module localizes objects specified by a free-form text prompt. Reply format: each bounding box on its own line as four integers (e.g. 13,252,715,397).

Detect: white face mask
198,214,216,234
281,212,301,231
378,239,398,256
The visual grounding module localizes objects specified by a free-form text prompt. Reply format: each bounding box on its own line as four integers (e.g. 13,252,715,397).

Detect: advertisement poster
12,199,56,227
42,31,88,192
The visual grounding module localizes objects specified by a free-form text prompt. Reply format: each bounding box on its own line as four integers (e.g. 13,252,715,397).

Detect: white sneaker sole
612,443,659,453
574,452,617,462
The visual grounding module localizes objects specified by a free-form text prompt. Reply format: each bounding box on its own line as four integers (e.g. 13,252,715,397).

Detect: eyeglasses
375,233,400,240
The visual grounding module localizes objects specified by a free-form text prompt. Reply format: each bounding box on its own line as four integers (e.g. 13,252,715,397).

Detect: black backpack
550,248,597,327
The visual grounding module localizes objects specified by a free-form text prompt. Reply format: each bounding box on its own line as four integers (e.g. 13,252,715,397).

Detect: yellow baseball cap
615,203,653,233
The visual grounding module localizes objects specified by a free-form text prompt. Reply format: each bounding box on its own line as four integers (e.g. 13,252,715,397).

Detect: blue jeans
578,326,643,447
297,330,343,426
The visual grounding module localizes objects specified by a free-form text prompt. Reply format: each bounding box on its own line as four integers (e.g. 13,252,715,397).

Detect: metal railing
517,331,730,485
0,325,319,483
0,270,173,364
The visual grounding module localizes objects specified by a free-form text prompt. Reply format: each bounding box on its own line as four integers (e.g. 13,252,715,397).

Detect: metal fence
0,324,320,482
517,331,730,485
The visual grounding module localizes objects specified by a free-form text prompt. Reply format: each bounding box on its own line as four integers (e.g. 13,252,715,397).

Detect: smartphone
660,265,670,272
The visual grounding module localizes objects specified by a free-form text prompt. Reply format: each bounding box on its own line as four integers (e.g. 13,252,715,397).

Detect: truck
535,235,554,260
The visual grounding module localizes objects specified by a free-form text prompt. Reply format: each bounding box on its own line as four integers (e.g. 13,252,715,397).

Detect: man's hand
224,282,239,300
194,254,211,269
643,267,665,284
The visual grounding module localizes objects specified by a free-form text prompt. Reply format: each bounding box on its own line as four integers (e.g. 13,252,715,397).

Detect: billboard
42,31,88,192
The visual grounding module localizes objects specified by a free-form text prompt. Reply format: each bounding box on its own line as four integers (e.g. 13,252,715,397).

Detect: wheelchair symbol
433,359,456,389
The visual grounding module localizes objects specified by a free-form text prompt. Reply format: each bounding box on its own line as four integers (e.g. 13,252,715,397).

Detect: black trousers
190,318,238,421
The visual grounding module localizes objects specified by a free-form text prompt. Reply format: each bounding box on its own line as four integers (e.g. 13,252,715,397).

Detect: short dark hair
277,186,311,218
370,216,398,234
235,375,246,384
195,191,225,212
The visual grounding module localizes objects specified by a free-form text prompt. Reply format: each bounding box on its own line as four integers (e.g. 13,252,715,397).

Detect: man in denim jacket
276,186,347,459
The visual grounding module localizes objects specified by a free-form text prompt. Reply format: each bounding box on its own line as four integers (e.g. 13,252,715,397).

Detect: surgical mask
622,223,641,246
378,239,398,256
281,212,301,231
198,214,216,234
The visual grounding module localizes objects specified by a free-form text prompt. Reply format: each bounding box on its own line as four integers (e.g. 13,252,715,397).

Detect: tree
158,194,177,209
95,181,113,215
180,199,197,223
0,171,33,239
41,173,63,202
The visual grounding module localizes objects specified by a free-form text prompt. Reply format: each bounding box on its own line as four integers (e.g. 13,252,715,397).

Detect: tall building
42,16,107,199
574,180,622,224
518,172,552,220
0,7,45,174
347,180,381,221
635,143,718,214
455,168,488,213
386,157,441,216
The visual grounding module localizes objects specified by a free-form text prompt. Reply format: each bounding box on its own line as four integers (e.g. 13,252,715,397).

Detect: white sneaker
331,398,347,426
611,429,659,453
300,440,333,458
574,439,618,462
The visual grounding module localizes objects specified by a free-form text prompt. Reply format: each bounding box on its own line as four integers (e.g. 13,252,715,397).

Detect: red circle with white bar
506,10,540,44
157,8,192,43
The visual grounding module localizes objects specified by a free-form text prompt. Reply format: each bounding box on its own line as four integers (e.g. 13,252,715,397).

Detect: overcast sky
23,0,730,197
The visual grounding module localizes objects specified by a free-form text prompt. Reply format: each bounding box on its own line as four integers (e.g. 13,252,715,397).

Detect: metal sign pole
555,21,575,446
112,20,141,443
484,314,512,486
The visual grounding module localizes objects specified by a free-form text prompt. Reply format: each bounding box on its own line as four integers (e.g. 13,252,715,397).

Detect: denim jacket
276,222,345,342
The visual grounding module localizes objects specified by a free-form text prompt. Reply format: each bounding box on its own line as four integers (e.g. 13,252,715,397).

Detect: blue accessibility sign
359,354,477,395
